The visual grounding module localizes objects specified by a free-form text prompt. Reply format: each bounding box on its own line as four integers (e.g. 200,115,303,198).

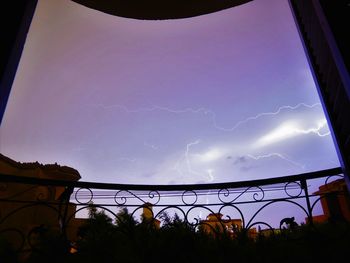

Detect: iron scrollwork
218,186,265,203
0,167,346,257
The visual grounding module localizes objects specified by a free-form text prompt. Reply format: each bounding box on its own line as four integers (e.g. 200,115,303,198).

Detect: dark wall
0,0,37,125
319,0,350,73
290,0,350,181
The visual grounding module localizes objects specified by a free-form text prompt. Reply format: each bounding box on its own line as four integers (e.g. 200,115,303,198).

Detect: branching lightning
93,102,330,182
255,118,330,147
246,153,304,169
173,139,217,182
173,140,201,178
294,119,330,137
94,102,323,133
226,102,322,132
184,140,202,177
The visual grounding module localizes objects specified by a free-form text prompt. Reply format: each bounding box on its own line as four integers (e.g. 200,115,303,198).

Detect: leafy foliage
2,207,350,263
70,208,350,263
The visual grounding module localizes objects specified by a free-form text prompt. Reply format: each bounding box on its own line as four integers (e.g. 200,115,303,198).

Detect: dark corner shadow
71,0,253,20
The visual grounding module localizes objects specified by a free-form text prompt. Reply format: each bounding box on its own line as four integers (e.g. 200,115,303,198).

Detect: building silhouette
311,178,350,223
200,213,242,235
0,154,84,259
141,202,161,228
200,213,257,239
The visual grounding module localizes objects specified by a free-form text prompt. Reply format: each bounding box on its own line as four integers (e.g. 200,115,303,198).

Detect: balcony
1,167,349,262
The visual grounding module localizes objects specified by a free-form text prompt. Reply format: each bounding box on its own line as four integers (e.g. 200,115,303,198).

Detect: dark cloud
233,156,258,172
234,156,248,165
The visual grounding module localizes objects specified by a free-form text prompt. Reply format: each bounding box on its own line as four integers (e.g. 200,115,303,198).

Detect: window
0,0,340,185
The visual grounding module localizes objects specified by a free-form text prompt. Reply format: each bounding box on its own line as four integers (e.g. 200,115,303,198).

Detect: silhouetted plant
115,207,138,231
25,225,70,263
24,208,350,263
75,206,120,263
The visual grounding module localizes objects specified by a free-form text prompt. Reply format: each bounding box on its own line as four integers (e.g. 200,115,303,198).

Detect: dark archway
289,0,350,187
71,0,252,20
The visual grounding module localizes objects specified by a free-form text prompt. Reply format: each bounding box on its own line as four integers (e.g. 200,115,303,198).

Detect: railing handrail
0,167,343,191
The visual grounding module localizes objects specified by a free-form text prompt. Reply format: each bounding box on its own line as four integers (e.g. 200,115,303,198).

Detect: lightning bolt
294,119,330,137
227,102,321,130
93,102,323,133
91,102,327,182
185,140,202,177
255,118,330,147
174,140,214,182
207,169,214,182
173,140,205,179
246,153,304,169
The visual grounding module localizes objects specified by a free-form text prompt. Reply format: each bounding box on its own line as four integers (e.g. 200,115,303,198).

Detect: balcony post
301,179,313,225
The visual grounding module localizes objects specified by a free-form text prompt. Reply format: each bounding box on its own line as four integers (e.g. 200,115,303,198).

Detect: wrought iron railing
0,167,348,258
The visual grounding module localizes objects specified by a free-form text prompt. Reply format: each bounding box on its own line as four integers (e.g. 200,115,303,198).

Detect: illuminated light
255,121,299,147
255,118,330,147
207,169,214,182
294,119,330,137
217,102,322,132
197,148,223,162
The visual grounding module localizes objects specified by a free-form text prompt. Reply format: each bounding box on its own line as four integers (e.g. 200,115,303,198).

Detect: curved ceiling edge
71,0,253,20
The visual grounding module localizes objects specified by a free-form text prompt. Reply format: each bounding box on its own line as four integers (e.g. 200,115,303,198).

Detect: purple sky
0,0,340,189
